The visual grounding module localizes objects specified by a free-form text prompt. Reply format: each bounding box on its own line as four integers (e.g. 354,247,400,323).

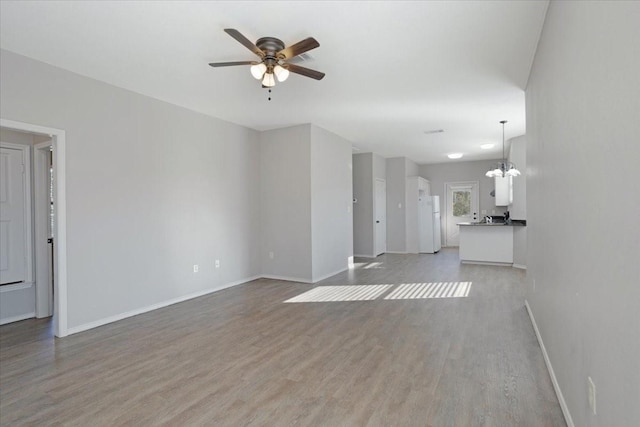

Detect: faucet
503,211,511,224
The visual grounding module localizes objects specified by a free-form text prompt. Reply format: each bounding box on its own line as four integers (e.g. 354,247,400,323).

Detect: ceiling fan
209,28,325,87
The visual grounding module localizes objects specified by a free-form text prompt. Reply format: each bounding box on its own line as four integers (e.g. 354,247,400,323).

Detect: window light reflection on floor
362,262,384,269
283,282,471,303
284,285,393,303
384,282,472,300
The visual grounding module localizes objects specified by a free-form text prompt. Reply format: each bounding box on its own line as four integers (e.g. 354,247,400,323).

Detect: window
452,190,471,216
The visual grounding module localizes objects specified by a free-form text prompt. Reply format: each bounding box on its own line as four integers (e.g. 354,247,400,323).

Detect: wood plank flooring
0,249,566,426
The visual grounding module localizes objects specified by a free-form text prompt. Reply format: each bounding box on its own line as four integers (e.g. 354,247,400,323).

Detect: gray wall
526,2,640,426
419,159,508,243
1,50,356,331
1,49,263,329
310,125,353,280
386,156,421,253
508,135,527,220
260,124,353,283
352,153,374,257
373,154,386,183
405,157,419,177
419,159,508,217
385,158,406,252
509,135,527,268
260,125,312,282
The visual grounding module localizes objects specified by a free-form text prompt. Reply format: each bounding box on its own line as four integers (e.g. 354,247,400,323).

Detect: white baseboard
461,260,513,267
354,254,376,258
0,312,36,325
0,282,34,292
513,264,527,270
260,274,313,284
385,251,408,254
66,275,261,336
312,267,348,283
525,300,574,427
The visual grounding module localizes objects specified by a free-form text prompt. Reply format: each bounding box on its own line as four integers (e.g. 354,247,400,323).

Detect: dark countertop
457,220,526,227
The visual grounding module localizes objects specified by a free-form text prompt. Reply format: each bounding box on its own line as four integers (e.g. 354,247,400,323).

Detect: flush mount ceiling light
480,143,494,149
448,153,463,159
209,29,325,89
485,120,521,178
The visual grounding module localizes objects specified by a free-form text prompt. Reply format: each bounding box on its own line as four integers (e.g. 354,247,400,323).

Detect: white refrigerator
419,195,441,253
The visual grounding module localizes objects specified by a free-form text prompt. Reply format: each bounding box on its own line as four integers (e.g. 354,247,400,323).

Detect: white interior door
0,146,27,284
444,181,479,247
374,179,386,256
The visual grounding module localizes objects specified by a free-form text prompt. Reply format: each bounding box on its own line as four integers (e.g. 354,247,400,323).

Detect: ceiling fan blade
208,61,256,67
224,28,264,58
286,64,325,80
278,37,320,59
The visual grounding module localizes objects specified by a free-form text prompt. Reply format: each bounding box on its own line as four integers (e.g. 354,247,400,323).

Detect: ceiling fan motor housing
256,37,286,68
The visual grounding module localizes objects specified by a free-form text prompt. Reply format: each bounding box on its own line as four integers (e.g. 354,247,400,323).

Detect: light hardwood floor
0,249,566,426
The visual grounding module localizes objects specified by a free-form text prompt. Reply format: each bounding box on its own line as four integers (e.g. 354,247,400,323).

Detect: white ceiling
0,0,548,164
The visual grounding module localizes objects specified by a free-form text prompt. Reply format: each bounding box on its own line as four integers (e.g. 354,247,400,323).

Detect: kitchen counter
457,220,526,227
458,222,518,265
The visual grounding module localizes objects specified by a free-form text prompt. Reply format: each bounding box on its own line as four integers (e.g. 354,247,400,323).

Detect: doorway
34,141,54,318
374,179,386,256
0,119,67,337
444,181,479,247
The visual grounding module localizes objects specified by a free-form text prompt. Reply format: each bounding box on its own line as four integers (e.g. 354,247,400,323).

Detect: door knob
376,220,380,223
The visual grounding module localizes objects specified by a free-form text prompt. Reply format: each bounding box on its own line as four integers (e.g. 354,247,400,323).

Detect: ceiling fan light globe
250,63,267,79
262,72,276,87
274,65,290,82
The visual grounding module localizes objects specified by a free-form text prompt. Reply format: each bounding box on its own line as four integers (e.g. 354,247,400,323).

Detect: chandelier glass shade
250,63,267,79
273,65,289,82
250,60,289,87
261,72,275,87
486,120,520,178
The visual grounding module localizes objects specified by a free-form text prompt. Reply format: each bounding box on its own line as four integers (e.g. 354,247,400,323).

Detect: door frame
1,118,68,337
374,178,386,256
443,181,479,247
0,142,33,286
34,140,53,318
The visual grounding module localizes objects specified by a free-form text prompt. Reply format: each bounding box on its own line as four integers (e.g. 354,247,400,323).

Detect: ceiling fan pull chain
268,88,272,101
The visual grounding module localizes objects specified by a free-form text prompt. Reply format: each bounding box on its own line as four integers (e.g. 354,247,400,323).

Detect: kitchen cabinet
458,223,514,264
495,176,512,206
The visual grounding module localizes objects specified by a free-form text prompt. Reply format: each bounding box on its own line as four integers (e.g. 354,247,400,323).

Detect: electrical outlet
193,264,199,273
588,376,596,415
398,203,402,209
215,259,220,269
269,251,274,259
481,209,487,215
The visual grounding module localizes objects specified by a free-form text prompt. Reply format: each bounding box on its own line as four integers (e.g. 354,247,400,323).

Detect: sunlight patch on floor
384,282,472,300
284,285,393,303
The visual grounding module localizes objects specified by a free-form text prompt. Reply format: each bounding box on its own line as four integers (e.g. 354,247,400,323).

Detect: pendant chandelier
486,120,520,178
